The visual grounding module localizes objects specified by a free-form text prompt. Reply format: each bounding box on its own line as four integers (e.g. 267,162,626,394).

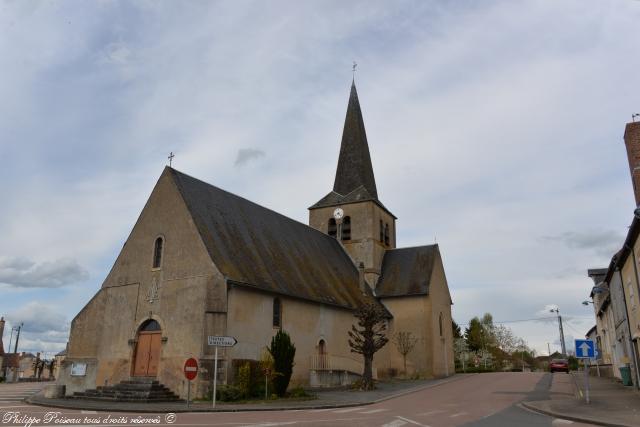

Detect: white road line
416,410,444,416
382,420,407,427
360,408,389,414
395,416,431,427
449,412,467,418
552,420,574,425
333,407,366,413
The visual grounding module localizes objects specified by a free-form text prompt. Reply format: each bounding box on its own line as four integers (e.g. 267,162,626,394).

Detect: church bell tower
309,82,396,288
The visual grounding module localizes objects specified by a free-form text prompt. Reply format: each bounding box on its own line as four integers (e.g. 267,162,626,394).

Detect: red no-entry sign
184,358,198,381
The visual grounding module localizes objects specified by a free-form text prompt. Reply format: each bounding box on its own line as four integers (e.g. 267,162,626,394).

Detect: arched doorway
132,319,162,377
318,339,327,370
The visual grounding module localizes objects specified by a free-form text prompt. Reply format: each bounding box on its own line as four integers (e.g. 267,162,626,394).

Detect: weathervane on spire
168,152,175,167
352,61,357,80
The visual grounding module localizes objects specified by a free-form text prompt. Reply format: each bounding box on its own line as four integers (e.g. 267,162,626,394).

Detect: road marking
552,420,574,425
416,410,444,416
360,408,389,414
450,412,467,418
395,416,431,427
382,421,407,427
81,410,98,414
333,407,365,413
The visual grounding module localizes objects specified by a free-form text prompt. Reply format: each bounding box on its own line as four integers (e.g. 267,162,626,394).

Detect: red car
550,358,569,373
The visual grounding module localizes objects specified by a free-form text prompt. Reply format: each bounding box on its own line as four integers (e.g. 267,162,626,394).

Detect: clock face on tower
333,208,344,220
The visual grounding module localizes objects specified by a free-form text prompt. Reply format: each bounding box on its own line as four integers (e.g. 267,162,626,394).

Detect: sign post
183,358,198,409
575,339,595,404
207,336,238,408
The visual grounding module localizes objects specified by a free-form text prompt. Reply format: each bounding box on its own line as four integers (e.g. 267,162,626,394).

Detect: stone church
59,82,454,399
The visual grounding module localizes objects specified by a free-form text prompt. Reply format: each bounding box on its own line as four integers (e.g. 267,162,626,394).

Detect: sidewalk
523,372,640,427
28,375,469,413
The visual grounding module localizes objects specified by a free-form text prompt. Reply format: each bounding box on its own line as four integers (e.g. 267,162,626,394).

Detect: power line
458,316,557,326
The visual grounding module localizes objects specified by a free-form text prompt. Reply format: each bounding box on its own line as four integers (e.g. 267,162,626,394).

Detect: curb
520,401,635,427
26,374,471,413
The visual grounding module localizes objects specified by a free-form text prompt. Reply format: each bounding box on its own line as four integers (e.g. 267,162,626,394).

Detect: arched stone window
342,216,351,241
439,313,443,337
152,237,164,269
273,297,282,328
328,218,337,238
379,220,384,242
384,224,390,246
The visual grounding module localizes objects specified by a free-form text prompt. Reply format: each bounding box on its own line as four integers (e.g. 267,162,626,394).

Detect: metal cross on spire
168,152,175,167
352,61,357,80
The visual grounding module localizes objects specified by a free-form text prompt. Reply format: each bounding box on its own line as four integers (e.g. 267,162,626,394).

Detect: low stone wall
588,364,614,378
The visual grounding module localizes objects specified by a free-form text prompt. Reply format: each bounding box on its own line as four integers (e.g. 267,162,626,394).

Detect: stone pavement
523,371,640,427
27,375,469,413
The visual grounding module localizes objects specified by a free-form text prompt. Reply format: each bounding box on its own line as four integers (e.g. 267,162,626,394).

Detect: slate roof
311,82,390,213
169,168,378,311
376,245,441,298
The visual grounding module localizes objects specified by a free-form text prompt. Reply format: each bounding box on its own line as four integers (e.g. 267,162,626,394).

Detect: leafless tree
348,303,389,390
393,332,418,376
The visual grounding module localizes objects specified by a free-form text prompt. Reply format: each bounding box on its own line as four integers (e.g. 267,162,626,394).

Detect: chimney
0,317,5,355
624,121,640,206
358,262,366,294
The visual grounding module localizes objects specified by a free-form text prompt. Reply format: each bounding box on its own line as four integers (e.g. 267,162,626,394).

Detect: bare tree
348,303,389,390
393,332,418,376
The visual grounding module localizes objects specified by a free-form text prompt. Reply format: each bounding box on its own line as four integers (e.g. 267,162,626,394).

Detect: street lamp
550,308,567,356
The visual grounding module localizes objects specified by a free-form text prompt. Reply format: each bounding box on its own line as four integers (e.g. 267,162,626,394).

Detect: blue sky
1,0,640,358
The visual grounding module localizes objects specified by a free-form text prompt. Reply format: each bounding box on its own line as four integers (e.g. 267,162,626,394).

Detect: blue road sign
575,339,595,358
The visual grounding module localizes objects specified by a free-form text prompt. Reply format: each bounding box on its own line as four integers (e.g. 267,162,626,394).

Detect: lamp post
550,308,567,356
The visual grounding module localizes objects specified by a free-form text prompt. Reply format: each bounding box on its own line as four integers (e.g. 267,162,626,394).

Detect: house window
273,298,282,328
342,216,351,241
439,313,443,337
379,220,384,242
152,237,164,269
328,219,337,238
384,224,390,246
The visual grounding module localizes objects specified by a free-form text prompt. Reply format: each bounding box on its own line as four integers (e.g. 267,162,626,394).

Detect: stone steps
73,378,181,402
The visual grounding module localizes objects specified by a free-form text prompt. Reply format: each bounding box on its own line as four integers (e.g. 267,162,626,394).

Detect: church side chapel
59,82,454,399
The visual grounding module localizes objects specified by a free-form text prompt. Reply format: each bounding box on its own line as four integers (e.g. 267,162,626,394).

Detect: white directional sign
575,339,595,359
207,336,238,347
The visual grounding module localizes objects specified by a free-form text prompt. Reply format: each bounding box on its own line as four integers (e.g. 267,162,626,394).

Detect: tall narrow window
439,313,443,337
384,224,390,246
273,298,282,328
342,216,351,241
379,220,384,242
152,237,163,268
328,218,337,238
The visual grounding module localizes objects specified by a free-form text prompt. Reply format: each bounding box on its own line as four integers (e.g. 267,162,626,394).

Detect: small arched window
328,218,337,238
379,220,384,243
152,237,164,269
318,339,326,355
273,298,282,328
384,224,390,246
342,216,351,241
439,313,443,337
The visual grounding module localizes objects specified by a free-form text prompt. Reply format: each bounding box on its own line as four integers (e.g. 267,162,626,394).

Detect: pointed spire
333,82,378,199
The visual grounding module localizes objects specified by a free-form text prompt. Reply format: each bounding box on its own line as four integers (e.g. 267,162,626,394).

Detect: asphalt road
0,373,597,427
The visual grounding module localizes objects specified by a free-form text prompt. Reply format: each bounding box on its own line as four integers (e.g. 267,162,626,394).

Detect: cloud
541,230,624,257
234,148,266,167
7,301,70,334
0,257,89,289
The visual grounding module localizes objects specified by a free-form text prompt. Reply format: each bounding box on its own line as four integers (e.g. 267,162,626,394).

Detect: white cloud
0,257,89,289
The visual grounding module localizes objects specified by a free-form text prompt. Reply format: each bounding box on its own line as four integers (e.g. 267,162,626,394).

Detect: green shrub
287,386,310,398
216,385,245,402
237,362,252,397
269,330,296,397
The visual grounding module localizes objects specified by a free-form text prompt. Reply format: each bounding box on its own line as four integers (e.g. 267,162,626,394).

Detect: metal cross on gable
168,152,175,167
352,61,357,79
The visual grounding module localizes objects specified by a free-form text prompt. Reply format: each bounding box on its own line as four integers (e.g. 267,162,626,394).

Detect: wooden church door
133,320,162,377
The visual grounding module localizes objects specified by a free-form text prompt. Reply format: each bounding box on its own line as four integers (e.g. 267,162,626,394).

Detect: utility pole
550,308,566,356
13,323,23,353
547,342,551,356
